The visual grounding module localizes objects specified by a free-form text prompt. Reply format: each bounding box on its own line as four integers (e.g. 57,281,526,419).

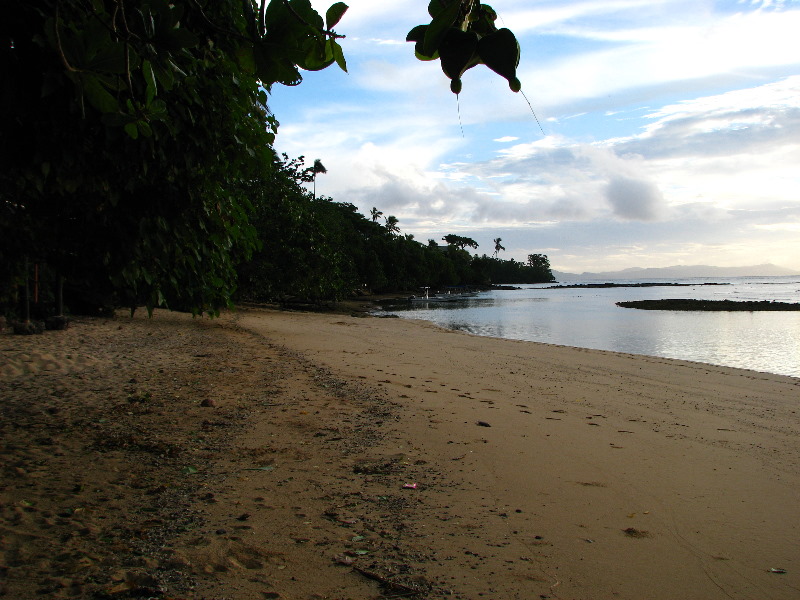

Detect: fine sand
1,307,798,600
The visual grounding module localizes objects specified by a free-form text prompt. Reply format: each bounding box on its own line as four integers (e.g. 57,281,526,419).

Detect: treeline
1,148,553,319
2,1,551,320
236,154,554,304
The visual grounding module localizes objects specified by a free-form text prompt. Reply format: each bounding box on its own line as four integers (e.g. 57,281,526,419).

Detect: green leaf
476,28,520,82
165,58,187,78
81,74,120,113
124,122,139,139
152,63,175,90
143,60,157,104
331,39,347,72
83,29,127,73
147,99,168,119
423,0,461,57
326,2,348,29
253,42,303,86
264,0,291,31
300,39,335,71
137,120,153,138
438,28,479,81
415,48,439,61
428,0,456,18
408,25,439,59
138,7,156,38
289,0,324,31
236,45,256,73
406,24,428,42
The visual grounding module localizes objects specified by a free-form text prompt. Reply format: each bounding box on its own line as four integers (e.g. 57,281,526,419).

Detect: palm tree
312,158,327,197
493,237,505,258
370,207,383,222
384,215,400,235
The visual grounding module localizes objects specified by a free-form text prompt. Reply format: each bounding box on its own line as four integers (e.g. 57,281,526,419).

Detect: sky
268,0,800,273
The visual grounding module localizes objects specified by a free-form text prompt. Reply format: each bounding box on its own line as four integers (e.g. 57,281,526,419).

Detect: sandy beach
2,307,798,599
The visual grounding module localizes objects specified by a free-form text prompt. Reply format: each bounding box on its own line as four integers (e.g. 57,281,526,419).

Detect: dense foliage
236,155,553,304
473,253,554,285
1,0,347,316
1,0,541,318
442,234,479,250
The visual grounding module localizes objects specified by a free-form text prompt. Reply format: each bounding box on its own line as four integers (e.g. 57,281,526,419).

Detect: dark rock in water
617,299,800,311
547,282,728,289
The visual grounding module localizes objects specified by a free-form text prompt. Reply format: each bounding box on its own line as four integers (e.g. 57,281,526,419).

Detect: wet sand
2,307,798,599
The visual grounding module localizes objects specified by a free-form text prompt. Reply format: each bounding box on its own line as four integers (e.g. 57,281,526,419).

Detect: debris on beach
622,527,651,538
352,564,431,596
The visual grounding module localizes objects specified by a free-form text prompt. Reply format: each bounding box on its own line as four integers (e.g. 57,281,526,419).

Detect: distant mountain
553,264,800,280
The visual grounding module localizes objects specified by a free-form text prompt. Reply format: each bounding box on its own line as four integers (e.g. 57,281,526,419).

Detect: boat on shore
409,287,478,303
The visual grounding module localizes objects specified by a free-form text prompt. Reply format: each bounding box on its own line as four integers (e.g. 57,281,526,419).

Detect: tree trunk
22,257,30,323
13,257,43,334
45,272,69,330
56,272,64,316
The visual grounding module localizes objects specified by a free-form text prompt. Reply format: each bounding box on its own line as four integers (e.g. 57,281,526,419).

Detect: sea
378,276,800,379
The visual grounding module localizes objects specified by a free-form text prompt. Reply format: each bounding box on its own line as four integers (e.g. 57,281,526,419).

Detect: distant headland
545,282,728,290
552,263,799,280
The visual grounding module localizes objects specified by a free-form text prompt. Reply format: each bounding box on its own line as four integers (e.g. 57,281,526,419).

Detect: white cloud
503,0,679,34
605,176,664,220
514,8,800,111
271,2,800,271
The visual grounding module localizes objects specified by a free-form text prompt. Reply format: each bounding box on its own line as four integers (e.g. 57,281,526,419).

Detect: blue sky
268,0,800,273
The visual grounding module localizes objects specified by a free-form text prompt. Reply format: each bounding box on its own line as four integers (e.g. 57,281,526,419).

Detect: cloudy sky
268,0,800,273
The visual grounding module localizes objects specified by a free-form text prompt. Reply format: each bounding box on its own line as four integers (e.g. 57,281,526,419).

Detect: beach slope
238,308,800,600
1,307,798,600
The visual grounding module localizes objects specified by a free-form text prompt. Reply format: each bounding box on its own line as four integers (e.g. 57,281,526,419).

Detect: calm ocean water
380,276,800,378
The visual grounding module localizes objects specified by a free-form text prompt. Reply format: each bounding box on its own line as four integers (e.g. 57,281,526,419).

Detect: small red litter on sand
402,483,418,489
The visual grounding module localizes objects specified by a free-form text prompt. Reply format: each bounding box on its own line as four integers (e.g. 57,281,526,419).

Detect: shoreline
382,312,800,380
368,292,800,378
2,307,799,599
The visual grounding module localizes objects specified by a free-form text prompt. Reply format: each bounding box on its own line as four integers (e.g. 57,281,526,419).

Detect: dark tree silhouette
493,237,505,257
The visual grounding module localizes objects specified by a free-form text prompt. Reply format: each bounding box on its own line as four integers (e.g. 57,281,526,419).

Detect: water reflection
382,278,800,378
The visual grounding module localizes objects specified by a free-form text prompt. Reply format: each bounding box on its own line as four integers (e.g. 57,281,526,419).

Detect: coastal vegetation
236,154,554,305
1,0,543,321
